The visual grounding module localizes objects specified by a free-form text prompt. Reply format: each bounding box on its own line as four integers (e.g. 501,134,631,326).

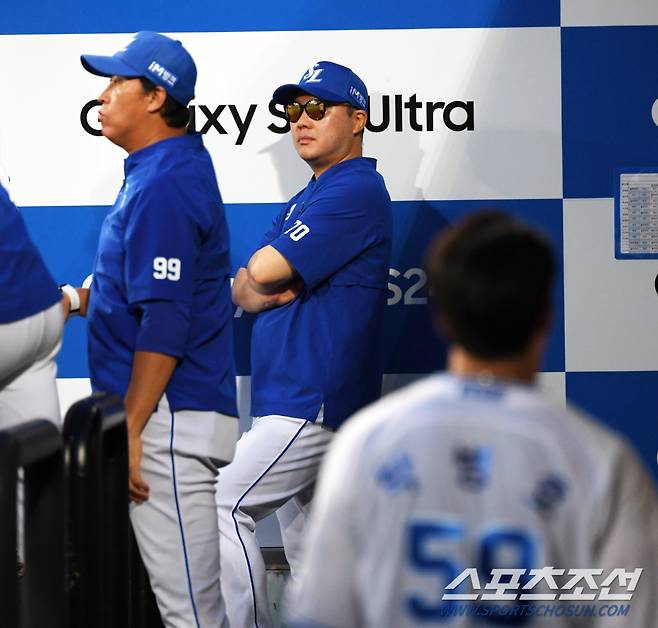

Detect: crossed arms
232,244,302,313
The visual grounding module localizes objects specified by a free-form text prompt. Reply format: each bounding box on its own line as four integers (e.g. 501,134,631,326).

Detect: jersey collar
124,133,203,175
310,156,377,185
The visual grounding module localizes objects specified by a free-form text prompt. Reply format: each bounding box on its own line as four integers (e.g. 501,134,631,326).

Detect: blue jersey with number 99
88,134,237,416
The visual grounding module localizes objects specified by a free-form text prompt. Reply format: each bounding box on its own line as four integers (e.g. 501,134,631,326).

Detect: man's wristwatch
59,284,81,315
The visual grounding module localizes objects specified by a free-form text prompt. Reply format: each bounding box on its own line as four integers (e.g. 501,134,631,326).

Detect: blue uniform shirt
88,134,237,416
250,157,392,429
0,184,60,323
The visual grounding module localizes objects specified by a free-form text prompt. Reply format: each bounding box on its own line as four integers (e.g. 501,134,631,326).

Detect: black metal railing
63,392,130,628
1,392,232,627
0,419,67,628
62,392,162,628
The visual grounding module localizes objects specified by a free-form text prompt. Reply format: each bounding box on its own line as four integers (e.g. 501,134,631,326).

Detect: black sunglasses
284,98,347,123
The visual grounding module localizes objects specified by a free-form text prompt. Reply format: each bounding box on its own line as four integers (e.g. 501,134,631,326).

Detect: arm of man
60,287,91,318
77,287,90,316
247,244,297,291
232,246,303,313
124,350,177,504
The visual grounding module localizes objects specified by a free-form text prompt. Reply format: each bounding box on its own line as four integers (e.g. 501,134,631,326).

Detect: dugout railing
0,419,67,628
2,393,286,628
62,392,162,628
63,392,129,628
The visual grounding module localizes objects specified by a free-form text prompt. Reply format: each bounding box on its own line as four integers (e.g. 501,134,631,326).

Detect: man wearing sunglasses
218,61,392,628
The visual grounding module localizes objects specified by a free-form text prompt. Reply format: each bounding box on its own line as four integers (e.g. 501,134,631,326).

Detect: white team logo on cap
349,86,367,109
652,98,658,127
302,64,323,83
148,61,178,87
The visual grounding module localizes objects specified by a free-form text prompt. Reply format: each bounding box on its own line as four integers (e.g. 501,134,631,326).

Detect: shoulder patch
376,452,418,495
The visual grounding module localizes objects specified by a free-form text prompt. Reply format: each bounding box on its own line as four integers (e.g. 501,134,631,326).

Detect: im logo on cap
349,86,367,109
147,61,178,88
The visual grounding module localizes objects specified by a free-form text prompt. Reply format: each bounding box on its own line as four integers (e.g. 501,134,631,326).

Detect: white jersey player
287,211,658,628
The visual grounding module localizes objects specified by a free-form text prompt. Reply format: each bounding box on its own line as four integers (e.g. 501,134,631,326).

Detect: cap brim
272,83,348,105
80,54,142,78
272,84,304,104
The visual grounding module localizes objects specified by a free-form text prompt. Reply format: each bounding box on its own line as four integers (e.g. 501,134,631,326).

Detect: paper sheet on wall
618,173,658,256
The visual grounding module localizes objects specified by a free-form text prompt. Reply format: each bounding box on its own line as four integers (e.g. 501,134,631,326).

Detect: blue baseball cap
81,31,196,106
272,61,369,112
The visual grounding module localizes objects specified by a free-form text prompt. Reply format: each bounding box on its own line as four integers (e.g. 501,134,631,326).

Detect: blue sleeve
0,184,60,321
269,181,388,290
244,198,299,266
124,179,201,304
259,209,284,249
134,300,191,358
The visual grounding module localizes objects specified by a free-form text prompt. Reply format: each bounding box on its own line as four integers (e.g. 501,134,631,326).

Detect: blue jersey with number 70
249,157,392,429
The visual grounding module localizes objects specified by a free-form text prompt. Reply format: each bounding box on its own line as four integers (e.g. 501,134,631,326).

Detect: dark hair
139,77,190,128
426,211,555,359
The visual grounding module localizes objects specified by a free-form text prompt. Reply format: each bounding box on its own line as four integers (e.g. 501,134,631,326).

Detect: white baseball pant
216,414,334,628
0,300,64,426
130,396,239,628
0,300,64,561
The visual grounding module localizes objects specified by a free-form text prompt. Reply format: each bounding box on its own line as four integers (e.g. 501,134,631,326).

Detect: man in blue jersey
287,212,658,627
217,61,392,628
76,32,238,627
0,184,64,427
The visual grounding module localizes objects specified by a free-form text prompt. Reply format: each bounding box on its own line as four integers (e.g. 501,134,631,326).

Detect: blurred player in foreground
75,31,238,627
0,181,67,572
287,211,658,627
218,61,392,628
0,183,64,426
0,181,66,570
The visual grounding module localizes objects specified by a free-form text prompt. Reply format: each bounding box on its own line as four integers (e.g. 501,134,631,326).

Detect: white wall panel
561,0,658,27
0,28,562,206
564,198,658,371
